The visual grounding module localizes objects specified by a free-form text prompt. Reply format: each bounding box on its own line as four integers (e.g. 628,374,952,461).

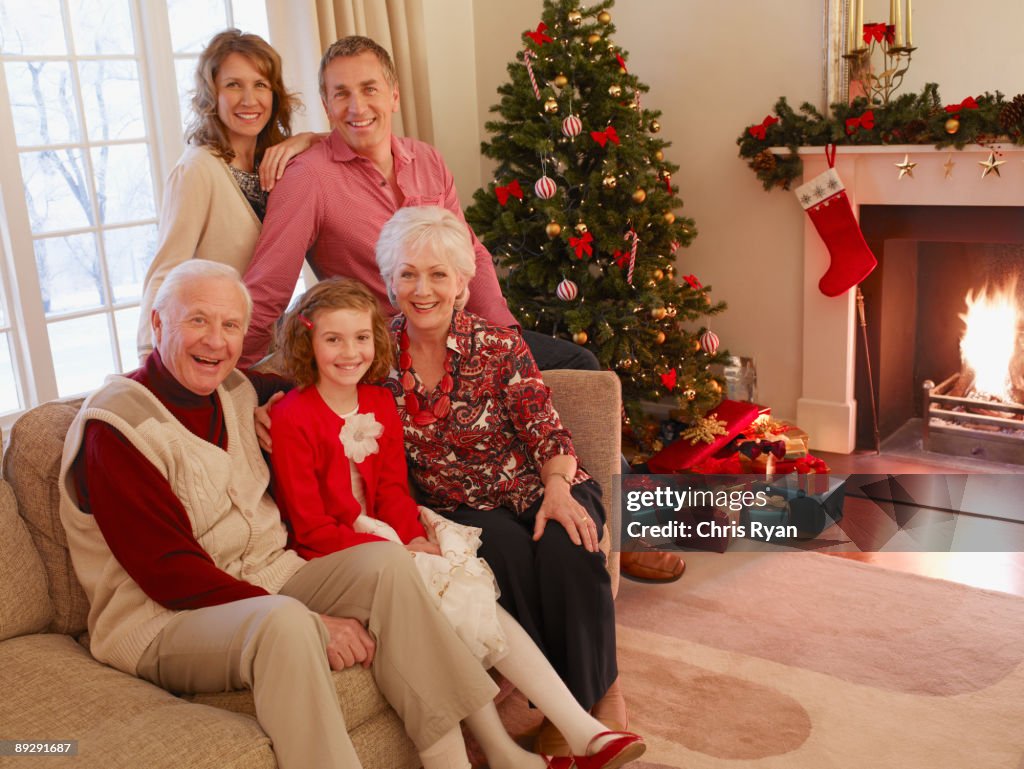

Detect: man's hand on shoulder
319,614,376,670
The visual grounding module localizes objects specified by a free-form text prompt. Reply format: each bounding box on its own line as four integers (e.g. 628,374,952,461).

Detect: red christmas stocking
795,146,877,297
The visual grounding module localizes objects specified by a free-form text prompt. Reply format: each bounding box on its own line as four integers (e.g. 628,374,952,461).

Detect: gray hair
152,260,253,329
375,207,477,305
319,35,398,101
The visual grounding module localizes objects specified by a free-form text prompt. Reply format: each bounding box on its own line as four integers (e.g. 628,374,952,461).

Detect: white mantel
792,144,1024,453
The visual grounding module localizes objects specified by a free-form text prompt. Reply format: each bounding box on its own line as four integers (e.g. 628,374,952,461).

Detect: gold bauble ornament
665,305,678,318
553,73,569,88
597,10,611,24
664,211,676,224
602,174,617,189
710,380,722,394
651,307,667,320
574,222,588,234
945,117,960,135
617,357,634,370
654,149,664,161
650,120,661,133
646,279,656,288
544,97,559,114
655,331,666,344
684,388,697,401
653,268,664,280
608,84,622,97
572,330,589,345
632,188,647,203
545,221,562,238
568,10,583,25
587,33,602,44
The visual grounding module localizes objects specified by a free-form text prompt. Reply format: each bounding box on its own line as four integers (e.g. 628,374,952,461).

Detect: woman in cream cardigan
137,29,319,360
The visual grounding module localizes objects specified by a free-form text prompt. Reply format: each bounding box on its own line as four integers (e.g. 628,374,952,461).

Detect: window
0,0,269,425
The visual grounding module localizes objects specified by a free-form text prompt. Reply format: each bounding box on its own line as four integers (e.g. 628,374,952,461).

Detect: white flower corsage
339,412,384,463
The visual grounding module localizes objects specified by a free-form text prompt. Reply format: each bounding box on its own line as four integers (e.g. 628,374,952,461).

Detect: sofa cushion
3,399,89,635
0,476,53,640
0,633,276,769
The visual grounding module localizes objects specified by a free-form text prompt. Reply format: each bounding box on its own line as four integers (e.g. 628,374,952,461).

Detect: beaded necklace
398,326,454,425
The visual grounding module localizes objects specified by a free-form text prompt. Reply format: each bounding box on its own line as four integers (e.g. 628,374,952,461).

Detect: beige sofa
0,369,620,769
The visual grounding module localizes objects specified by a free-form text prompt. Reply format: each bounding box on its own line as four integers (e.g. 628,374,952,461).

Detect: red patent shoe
544,730,646,769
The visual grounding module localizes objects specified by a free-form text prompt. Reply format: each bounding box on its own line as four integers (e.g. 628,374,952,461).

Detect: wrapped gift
647,400,760,474
742,474,846,540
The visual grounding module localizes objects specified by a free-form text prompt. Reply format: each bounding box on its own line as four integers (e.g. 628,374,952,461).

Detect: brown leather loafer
621,551,685,583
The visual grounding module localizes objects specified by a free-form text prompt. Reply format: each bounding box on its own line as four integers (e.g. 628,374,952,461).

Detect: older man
58,260,497,769
239,35,598,373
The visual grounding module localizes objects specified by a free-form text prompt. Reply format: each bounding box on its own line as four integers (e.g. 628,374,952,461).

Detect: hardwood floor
815,448,1024,598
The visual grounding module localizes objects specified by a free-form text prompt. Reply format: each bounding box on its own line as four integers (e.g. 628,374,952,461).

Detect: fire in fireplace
924,279,1024,464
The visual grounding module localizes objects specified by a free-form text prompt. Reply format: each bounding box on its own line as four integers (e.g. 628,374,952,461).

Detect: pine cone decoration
999,94,1024,136
902,119,929,142
751,149,777,174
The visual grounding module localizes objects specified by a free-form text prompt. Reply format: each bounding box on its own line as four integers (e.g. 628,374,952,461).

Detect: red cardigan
269,383,426,559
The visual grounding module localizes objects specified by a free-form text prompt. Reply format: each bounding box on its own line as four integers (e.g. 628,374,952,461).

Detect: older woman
376,206,627,749
137,28,319,360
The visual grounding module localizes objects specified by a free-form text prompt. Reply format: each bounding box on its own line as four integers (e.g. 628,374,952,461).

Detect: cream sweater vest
59,370,305,675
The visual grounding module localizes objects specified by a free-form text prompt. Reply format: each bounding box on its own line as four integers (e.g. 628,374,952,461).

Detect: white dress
341,410,508,668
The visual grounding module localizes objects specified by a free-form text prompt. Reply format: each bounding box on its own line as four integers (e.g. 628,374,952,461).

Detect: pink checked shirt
240,131,517,367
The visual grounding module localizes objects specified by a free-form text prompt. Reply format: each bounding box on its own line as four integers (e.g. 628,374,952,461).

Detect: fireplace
795,145,1024,453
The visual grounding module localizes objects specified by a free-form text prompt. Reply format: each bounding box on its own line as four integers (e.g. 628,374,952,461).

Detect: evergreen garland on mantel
737,84,1024,190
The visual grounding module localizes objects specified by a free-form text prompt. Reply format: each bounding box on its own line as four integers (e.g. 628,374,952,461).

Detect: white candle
856,0,864,49
847,0,856,54
906,0,913,46
893,0,904,46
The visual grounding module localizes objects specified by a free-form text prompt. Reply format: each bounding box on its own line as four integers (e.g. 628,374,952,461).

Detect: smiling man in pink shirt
240,36,598,372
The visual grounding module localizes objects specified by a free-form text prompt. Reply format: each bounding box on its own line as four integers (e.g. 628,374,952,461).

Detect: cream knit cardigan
136,145,262,358
59,370,305,675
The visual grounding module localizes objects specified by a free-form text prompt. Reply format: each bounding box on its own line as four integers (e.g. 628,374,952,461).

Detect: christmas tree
465,0,728,448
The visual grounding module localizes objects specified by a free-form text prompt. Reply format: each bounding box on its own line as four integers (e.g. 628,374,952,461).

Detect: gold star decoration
681,415,728,446
979,151,1006,178
895,154,917,180
943,153,955,179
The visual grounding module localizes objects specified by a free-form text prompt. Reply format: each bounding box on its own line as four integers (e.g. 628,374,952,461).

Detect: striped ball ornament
561,114,583,137
534,175,557,199
700,330,720,355
556,278,579,301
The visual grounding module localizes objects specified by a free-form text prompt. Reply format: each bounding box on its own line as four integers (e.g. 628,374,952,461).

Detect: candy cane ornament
522,49,541,100
623,229,639,285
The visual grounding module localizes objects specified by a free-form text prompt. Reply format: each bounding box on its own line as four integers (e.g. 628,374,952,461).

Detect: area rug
601,551,1024,769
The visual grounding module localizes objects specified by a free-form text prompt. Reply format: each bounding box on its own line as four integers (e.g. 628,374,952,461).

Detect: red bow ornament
615,53,628,73
683,274,702,290
748,115,779,141
845,110,875,135
862,22,894,44
612,249,629,269
569,231,593,259
590,126,620,147
524,22,553,46
495,180,523,206
660,368,678,392
945,96,980,114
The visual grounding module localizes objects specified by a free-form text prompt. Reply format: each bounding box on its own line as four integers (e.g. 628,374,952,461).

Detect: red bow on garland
494,180,523,206
569,231,594,258
615,53,627,73
845,110,875,134
660,368,678,391
862,22,895,44
748,115,779,140
524,22,553,46
945,96,979,114
683,274,702,290
590,126,620,147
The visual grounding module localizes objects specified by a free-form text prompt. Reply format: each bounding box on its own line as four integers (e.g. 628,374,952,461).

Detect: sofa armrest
541,370,621,597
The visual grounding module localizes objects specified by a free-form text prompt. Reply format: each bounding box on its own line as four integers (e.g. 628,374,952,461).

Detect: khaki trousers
137,542,497,769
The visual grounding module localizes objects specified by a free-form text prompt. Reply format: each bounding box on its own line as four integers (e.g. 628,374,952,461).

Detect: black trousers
445,479,617,710
522,330,601,372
